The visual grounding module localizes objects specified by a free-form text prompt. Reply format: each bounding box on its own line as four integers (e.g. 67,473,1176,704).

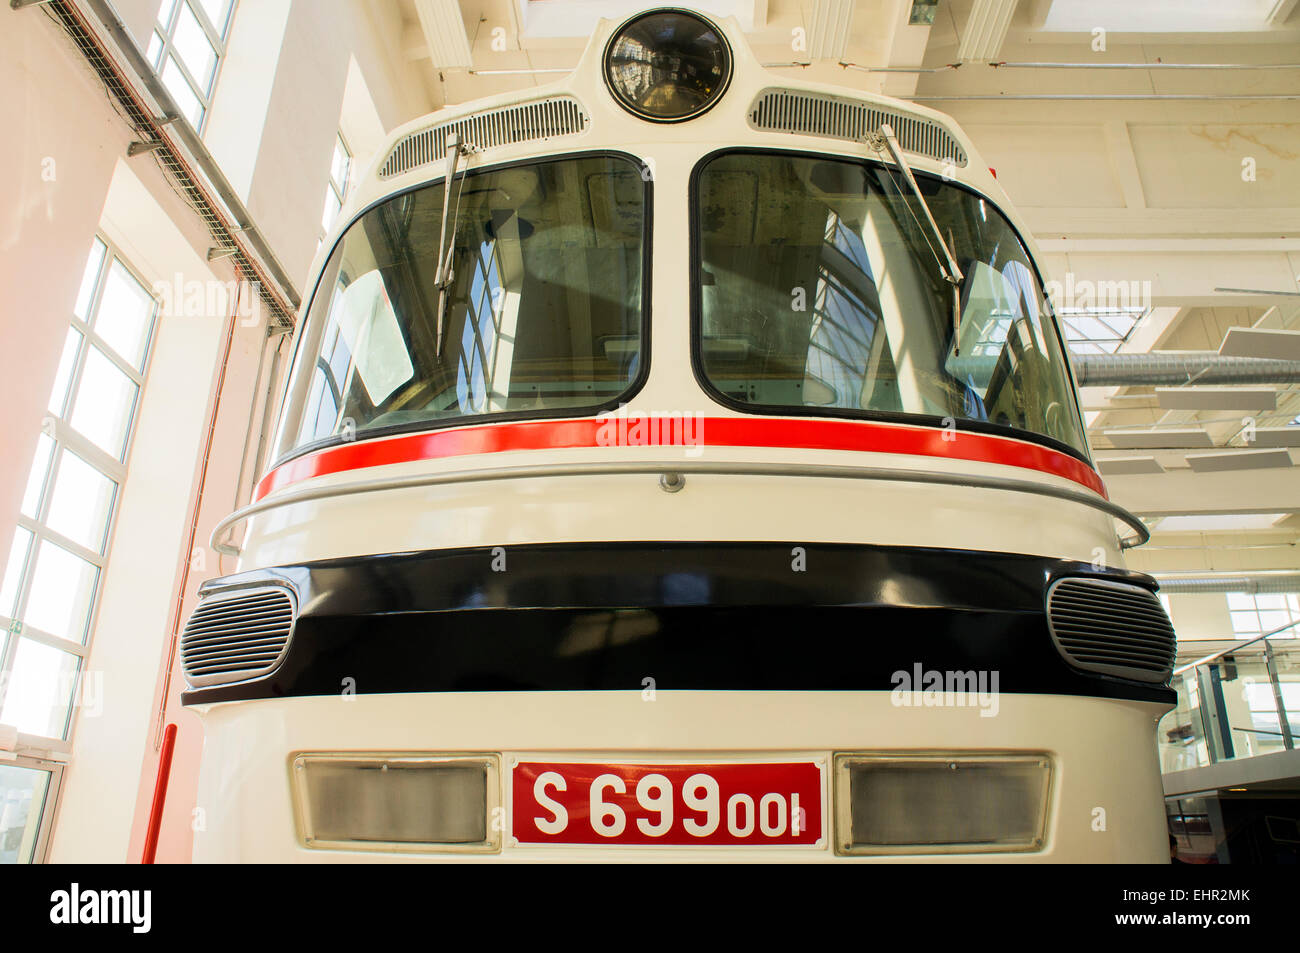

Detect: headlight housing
834,753,1052,855
292,754,500,853
603,9,732,122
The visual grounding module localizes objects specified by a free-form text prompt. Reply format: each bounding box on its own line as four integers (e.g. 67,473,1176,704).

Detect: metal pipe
841,62,961,73
947,351,1300,386
209,457,1151,557
911,94,1300,101
154,277,242,749
990,61,1300,70
1073,352,1300,387
141,723,177,863
1173,619,1300,675
466,67,571,75
1157,573,1300,595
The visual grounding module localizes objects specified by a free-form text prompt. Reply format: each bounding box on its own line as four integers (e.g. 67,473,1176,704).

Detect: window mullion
166,50,213,108
62,433,127,484
191,0,227,49
84,327,148,386
4,622,89,660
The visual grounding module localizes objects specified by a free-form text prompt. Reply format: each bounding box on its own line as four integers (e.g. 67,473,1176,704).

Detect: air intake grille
181,587,295,687
1046,578,1176,684
749,88,968,167
379,96,589,178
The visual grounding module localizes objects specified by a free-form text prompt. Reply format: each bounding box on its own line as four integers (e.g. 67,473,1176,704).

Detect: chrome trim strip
211,459,1150,557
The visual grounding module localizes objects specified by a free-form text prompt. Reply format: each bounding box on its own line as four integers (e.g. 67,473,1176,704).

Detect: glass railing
1159,622,1300,773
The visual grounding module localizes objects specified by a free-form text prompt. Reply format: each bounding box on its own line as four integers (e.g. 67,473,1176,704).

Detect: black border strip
182,541,1175,706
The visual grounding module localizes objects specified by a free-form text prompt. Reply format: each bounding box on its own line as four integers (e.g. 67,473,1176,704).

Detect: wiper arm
868,123,966,353
434,133,471,355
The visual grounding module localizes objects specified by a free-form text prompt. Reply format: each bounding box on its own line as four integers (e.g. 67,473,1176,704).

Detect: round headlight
603,10,732,123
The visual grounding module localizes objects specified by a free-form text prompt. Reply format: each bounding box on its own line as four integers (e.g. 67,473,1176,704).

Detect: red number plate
511,761,823,846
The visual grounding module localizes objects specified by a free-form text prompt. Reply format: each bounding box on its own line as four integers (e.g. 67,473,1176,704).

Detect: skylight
1058,306,1146,355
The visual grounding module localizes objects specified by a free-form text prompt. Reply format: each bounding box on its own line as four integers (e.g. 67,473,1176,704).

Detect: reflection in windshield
696,152,1087,455
278,155,647,456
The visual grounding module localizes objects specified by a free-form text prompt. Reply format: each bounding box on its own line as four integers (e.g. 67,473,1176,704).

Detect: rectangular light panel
1105,428,1215,449
1155,387,1276,411
1219,327,1300,362
1185,449,1294,472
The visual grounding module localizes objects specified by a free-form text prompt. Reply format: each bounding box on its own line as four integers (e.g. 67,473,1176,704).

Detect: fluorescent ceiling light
1105,428,1214,449
1153,513,1290,533
1185,448,1294,472
1155,387,1277,411
1219,327,1300,362
1096,456,1165,475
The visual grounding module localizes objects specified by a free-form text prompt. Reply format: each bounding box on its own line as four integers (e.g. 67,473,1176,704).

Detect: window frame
147,0,237,132
268,149,655,473
0,235,159,757
320,131,354,240
0,755,64,864
1226,591,1300,639
687,146,1094,468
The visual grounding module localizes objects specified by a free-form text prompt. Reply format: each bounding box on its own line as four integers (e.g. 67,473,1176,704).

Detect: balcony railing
1159,621,1300,774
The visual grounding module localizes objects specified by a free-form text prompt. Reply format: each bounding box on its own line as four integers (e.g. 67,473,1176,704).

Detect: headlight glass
834,753,1052,855
604,10,732,122
293,754,499,852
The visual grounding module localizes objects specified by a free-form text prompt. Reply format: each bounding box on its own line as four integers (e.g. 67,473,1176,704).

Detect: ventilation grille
379,96,589,178
181,587,295,688
749,88,968,167
1047,579,1176,684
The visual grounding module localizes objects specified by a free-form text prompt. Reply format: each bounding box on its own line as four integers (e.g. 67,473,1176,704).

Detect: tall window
146,0,236,130
321,133,353,237
0,237,158,862
1227,592,1300,638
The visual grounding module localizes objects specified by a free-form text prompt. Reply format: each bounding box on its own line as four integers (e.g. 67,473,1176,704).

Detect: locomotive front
184,9,1176,862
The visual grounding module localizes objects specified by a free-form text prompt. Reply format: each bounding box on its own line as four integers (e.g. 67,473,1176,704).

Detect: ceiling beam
808,0,856,61
413,0,473,70
957,0,1020,63
1267,0,1300,27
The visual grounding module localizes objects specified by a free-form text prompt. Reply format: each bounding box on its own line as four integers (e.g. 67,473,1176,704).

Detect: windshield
275,153,648,458
694,151,1088,456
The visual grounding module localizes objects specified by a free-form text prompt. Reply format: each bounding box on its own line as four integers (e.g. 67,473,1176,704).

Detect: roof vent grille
749,88,968,167
379,96,589,178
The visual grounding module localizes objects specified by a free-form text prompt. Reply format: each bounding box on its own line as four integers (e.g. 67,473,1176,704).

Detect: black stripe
181,542,1174,705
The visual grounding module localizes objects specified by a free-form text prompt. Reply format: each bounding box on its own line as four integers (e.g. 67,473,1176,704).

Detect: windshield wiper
434,133,471,356
867,123,966,353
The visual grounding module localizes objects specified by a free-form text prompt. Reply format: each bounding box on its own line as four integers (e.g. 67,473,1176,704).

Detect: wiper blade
868,123,966,352
434,133,471,355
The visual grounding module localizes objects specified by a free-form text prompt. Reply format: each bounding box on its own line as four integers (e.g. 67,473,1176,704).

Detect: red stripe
255,416,1107,501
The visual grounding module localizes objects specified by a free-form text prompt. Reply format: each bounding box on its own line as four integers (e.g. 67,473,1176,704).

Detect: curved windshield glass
276,153,648,458
694,151,1087,456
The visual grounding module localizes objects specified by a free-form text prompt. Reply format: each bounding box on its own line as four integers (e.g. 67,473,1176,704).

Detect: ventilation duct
1155,574,1300,595
1072,352,1300,387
